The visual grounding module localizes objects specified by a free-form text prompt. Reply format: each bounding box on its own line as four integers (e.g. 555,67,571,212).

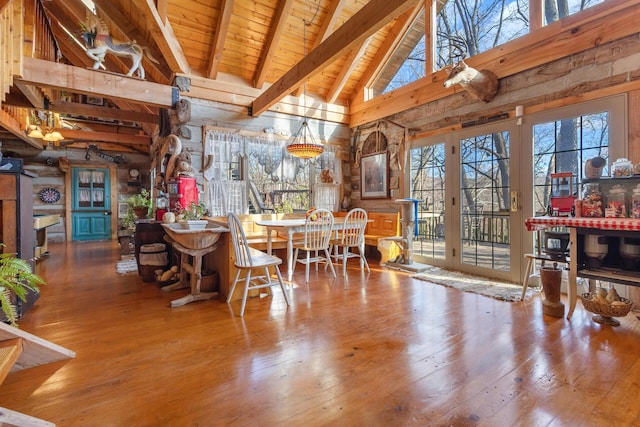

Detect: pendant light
286,15,324,159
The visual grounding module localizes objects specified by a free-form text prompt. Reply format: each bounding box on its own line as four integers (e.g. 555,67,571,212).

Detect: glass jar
612,158,634,177
581,183,603,217
606,184,627,217
632,184,640,218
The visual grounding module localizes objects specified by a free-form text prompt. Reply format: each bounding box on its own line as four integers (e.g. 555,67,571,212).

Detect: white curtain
206,181,248,216
203,129,342,214
313,183,340,211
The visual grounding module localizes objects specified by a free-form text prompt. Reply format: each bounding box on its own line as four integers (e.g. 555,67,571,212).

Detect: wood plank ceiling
0,0,420,153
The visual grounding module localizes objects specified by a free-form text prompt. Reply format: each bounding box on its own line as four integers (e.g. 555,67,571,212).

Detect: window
373,10,426,96
203,129,341,214
543,0,606,25
533,112,609,215
436,0,529,69
410,143,446,260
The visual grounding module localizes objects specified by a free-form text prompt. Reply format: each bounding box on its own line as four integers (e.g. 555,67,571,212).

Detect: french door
410,121,523,283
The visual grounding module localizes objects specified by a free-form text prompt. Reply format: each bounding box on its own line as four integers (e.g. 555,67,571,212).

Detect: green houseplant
125,188,152,219
176,201,209,229
0,245,46,327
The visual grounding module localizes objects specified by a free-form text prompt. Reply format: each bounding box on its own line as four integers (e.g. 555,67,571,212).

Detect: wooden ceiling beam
0,0,12,13
326,38,370,104
293,0,347,98
49,101,158,124
17,58,178,108
138,0,191,75
250,0,419,117
207,0,234,80
0,108,43,149
61,129,149,146
63,140,149,154
252,0,294,90
351,3,422,103
12,81,45,109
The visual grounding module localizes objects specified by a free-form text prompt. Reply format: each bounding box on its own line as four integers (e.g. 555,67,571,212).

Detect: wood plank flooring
1,241,640,426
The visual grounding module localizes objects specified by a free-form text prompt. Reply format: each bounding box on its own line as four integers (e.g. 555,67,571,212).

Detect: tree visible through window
374,0,606,95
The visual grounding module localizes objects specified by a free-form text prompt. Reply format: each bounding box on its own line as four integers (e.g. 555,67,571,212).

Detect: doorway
410,121,523,283
71,167,112,241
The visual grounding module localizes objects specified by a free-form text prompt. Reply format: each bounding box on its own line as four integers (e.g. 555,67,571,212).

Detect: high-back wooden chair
227,212,290,317
292,209,336,283
329,208,370,277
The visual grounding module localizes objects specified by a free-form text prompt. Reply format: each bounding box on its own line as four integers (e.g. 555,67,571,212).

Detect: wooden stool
165,241,219,308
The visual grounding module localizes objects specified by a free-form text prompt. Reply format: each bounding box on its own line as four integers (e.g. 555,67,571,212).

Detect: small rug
412,266,534,302
116,257,138,274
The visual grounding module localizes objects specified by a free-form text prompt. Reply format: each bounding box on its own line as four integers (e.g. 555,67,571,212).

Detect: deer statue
441,34,499,102
443,60,499,103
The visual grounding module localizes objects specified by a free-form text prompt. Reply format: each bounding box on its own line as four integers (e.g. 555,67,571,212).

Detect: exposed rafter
326,38,370,104
252,0,294,90
351,3,424,103
138,0,190,75
250,0,419,117
207,0,234,80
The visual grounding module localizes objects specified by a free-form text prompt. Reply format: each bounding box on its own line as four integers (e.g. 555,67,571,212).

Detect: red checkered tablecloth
525,216,640,232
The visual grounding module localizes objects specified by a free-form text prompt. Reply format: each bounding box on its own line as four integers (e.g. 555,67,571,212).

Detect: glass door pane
410,143,446,261
460,131,511,271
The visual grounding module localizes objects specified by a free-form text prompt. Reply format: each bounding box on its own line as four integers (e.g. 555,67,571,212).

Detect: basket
162,223,228,250
580,292,633,317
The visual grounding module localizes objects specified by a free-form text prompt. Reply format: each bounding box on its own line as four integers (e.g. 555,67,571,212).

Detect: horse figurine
81,14,151,79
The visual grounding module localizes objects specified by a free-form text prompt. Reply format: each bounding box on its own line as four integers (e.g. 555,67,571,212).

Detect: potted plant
125,188,152,219
176,201,209,230
0,245,46,327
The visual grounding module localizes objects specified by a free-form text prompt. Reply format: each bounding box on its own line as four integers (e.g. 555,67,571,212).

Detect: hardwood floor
1,241,640,426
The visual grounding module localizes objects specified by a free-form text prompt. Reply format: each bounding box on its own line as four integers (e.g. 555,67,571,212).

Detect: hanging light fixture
26,110,65,143
286,15,324,160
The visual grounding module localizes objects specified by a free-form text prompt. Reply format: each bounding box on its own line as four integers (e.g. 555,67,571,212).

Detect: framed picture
360,152,389,199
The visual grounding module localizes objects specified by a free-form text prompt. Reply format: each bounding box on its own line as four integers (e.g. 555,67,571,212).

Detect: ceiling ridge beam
250,0,419,117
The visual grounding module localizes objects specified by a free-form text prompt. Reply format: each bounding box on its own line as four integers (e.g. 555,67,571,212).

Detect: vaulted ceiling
0,0,422,153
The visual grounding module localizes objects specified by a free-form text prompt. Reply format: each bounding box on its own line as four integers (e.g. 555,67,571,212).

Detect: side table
163,241,219,307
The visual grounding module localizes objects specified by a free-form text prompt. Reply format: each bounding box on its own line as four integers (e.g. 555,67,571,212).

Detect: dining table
255,218,369,281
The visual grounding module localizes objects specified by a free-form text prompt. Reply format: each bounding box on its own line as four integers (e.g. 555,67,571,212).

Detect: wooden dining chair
292,208,336,283
329,208,370,277
227,212,290,317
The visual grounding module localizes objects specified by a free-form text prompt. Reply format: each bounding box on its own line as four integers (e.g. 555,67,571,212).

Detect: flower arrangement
176,201,208,221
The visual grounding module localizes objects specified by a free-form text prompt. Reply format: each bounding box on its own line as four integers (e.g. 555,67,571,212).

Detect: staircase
0,322,75,426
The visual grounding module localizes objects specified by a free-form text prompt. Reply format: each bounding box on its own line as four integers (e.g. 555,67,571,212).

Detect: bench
334,211,401,262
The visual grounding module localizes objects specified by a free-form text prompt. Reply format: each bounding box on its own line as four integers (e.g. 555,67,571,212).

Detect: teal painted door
71,168,112,241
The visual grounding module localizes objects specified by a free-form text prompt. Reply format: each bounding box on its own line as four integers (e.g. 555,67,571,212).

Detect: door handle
510,191,518,212
105,211,112,216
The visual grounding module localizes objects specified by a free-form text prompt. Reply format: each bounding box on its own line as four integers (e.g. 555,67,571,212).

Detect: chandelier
286,16,324,160
26,110,65,143
287,121,324,159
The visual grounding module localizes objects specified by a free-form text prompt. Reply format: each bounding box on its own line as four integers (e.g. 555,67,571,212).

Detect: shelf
577,267,640,287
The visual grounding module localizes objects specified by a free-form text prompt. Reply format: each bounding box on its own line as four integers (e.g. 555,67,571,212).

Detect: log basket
580,292,633,326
